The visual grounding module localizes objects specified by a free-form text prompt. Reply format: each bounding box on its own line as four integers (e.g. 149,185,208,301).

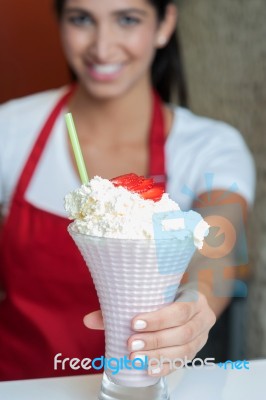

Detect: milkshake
65,173,209,399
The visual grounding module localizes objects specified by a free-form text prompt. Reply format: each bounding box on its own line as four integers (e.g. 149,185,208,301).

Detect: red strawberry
131,178,154,193
110,173,164,202
110,173,139,187
111,174,152,192
140,186,164,201
126,176,146,190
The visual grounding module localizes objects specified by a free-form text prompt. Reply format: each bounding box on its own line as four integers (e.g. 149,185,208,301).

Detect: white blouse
0,87,256,218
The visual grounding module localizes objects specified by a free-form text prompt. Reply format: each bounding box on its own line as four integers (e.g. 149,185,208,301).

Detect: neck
68,79,153,143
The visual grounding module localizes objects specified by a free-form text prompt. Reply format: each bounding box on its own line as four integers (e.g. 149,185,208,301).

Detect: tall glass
68,224,196,399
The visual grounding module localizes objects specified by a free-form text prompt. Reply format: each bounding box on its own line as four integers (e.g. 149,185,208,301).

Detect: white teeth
92,64,122,74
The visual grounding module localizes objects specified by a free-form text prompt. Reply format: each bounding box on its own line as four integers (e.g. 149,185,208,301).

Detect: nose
90,23,116,62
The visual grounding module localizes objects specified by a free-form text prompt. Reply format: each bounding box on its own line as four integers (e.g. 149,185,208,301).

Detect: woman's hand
127,289,216,376
84,288,216,377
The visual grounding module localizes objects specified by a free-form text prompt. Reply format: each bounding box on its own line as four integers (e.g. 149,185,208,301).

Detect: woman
0,0,255,380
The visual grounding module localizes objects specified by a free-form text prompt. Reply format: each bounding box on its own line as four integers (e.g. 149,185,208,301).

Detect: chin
82,81,132,101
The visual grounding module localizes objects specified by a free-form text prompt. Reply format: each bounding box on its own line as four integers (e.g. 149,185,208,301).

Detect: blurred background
0,0,265,360
177,0,265,360
0,0,69,102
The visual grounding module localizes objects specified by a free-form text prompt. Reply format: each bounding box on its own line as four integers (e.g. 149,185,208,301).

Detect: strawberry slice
140,186,164,201
110,173,139,187
131,178,154,193
111,174,152,192
125,176,146,190
110,173,164,202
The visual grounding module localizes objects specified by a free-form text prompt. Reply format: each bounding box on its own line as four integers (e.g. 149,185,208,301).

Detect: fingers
128,291,216,378
131,332,210,377
148,361,172,377
131,294,203,333
128,308,215,352
83,310,104,330
84,292,216,380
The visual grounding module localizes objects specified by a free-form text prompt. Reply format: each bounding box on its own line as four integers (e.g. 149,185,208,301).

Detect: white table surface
0,360,265,400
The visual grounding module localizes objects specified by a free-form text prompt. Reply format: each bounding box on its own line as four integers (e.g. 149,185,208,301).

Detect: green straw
65,113,89,185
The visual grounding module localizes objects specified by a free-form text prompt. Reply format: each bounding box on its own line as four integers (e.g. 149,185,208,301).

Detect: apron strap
15,87,76,199
149,91,167,189
14,86,166,200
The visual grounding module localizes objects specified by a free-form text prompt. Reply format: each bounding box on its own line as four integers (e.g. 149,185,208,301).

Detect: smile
91,64,123,75
86,62,125,82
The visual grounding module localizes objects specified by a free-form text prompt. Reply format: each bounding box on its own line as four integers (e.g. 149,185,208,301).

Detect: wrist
176,281,227,317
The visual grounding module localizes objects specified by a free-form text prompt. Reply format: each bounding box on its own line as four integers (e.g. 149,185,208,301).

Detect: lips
92,63,123,74
86,62,124,81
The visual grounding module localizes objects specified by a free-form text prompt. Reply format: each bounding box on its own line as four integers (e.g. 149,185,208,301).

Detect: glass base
98,372,170,400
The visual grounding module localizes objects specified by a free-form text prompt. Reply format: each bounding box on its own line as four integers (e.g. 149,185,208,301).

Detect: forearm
189,190,249,317
179,259,236,318
196,280,232,318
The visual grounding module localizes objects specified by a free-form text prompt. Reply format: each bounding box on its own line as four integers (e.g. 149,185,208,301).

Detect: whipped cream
65,176,208,248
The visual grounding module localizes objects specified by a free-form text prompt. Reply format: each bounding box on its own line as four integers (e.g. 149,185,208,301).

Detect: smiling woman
55,0,188,104
0,0,255,383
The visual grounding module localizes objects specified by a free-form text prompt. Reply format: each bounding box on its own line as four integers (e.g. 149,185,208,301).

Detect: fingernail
133,354,147,365
131,340,145,351
150,366,162,375
134,320,147,330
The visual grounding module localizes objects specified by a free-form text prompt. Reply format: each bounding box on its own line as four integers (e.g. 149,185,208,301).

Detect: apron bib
0,87,166,380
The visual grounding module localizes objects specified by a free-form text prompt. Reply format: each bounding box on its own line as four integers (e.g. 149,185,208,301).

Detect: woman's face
60,0,172,100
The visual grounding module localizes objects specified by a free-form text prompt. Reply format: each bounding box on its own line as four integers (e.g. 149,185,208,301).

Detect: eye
118,15,141,27
68,13,93,27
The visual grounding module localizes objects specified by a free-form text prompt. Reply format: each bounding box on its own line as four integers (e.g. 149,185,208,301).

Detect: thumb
83,310,104,330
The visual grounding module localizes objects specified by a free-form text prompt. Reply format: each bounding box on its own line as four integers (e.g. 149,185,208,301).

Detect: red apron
0,87,166,381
